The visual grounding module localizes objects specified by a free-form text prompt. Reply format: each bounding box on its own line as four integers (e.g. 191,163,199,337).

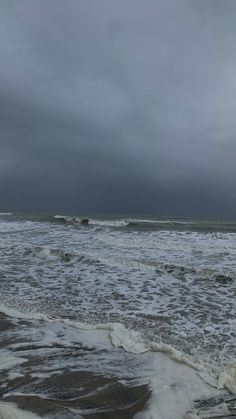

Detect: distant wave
89,219,128,227
27,245,77,260
54,216,197,229
25,245,103,268
54,215,89,225
0,212,12,216
23,244,236,284
54,215,128,227
131,218,192,224
127,219,236,233
53,215,236,232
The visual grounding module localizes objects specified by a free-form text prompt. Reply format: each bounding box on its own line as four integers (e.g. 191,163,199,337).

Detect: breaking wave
54,215,128,227
0,302,231,392
22,244,236,285
1,302,235,419
0,302,201,367
89,219,128,227
26,245,77,260
25,245,102,267
53,215,236,232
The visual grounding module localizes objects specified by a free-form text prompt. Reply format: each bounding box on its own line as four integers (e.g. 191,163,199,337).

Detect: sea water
0,213,235,418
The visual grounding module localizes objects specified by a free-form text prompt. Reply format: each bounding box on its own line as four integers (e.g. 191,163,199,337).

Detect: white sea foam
0,303,220,369
0,220,36,233
150,341,198,370
109,324,219,389
29,245,75,260
0,402,42,419
54,215,67,219
54,214,128,227
132,218,191,225
0,302,217,383
7,372,24,381
134,352,220,419
0,302,198,365
89,219,128,227
0,303,195,370
30,372,55,379
109,323,148,353
186,401,231,419
54,215,83,225
0,302,228,419
0,355,27,371
218,361,236,394
0,303,50,322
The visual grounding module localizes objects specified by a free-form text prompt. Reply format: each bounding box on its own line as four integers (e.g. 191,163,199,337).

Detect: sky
0,0,236,217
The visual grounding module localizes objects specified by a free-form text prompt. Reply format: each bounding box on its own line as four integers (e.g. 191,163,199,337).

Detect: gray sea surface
0,213,235,418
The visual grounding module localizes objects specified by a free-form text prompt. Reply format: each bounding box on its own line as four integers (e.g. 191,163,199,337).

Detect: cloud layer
0,0,235,216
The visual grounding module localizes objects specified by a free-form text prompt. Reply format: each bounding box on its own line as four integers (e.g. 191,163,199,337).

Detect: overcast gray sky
0,0,235,216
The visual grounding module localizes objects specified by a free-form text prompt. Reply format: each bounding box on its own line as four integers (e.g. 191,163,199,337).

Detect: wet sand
4,374,150,418
0,313,150,418
0,314,233,419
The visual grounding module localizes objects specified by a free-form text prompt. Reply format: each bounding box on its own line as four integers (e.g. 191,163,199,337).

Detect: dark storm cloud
0,0,236,215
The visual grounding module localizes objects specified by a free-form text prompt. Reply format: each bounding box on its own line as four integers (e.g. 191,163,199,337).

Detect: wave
0,302,226,390
54,215,128,227
0,213,12,216
91,251,235,283
53,215,236,233
54,215,89,225
127,220,236,233
131,218,193,225
24,245,236,285
0,302,197,361
156,262,235,283
25,246,102,268
89,219,128,227
1,302,234,419
27,245,77,260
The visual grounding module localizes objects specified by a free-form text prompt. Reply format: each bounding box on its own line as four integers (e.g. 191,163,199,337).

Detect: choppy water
0,213,236,418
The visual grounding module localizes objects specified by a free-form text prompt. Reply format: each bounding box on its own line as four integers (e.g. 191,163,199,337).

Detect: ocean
0,212,236,419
